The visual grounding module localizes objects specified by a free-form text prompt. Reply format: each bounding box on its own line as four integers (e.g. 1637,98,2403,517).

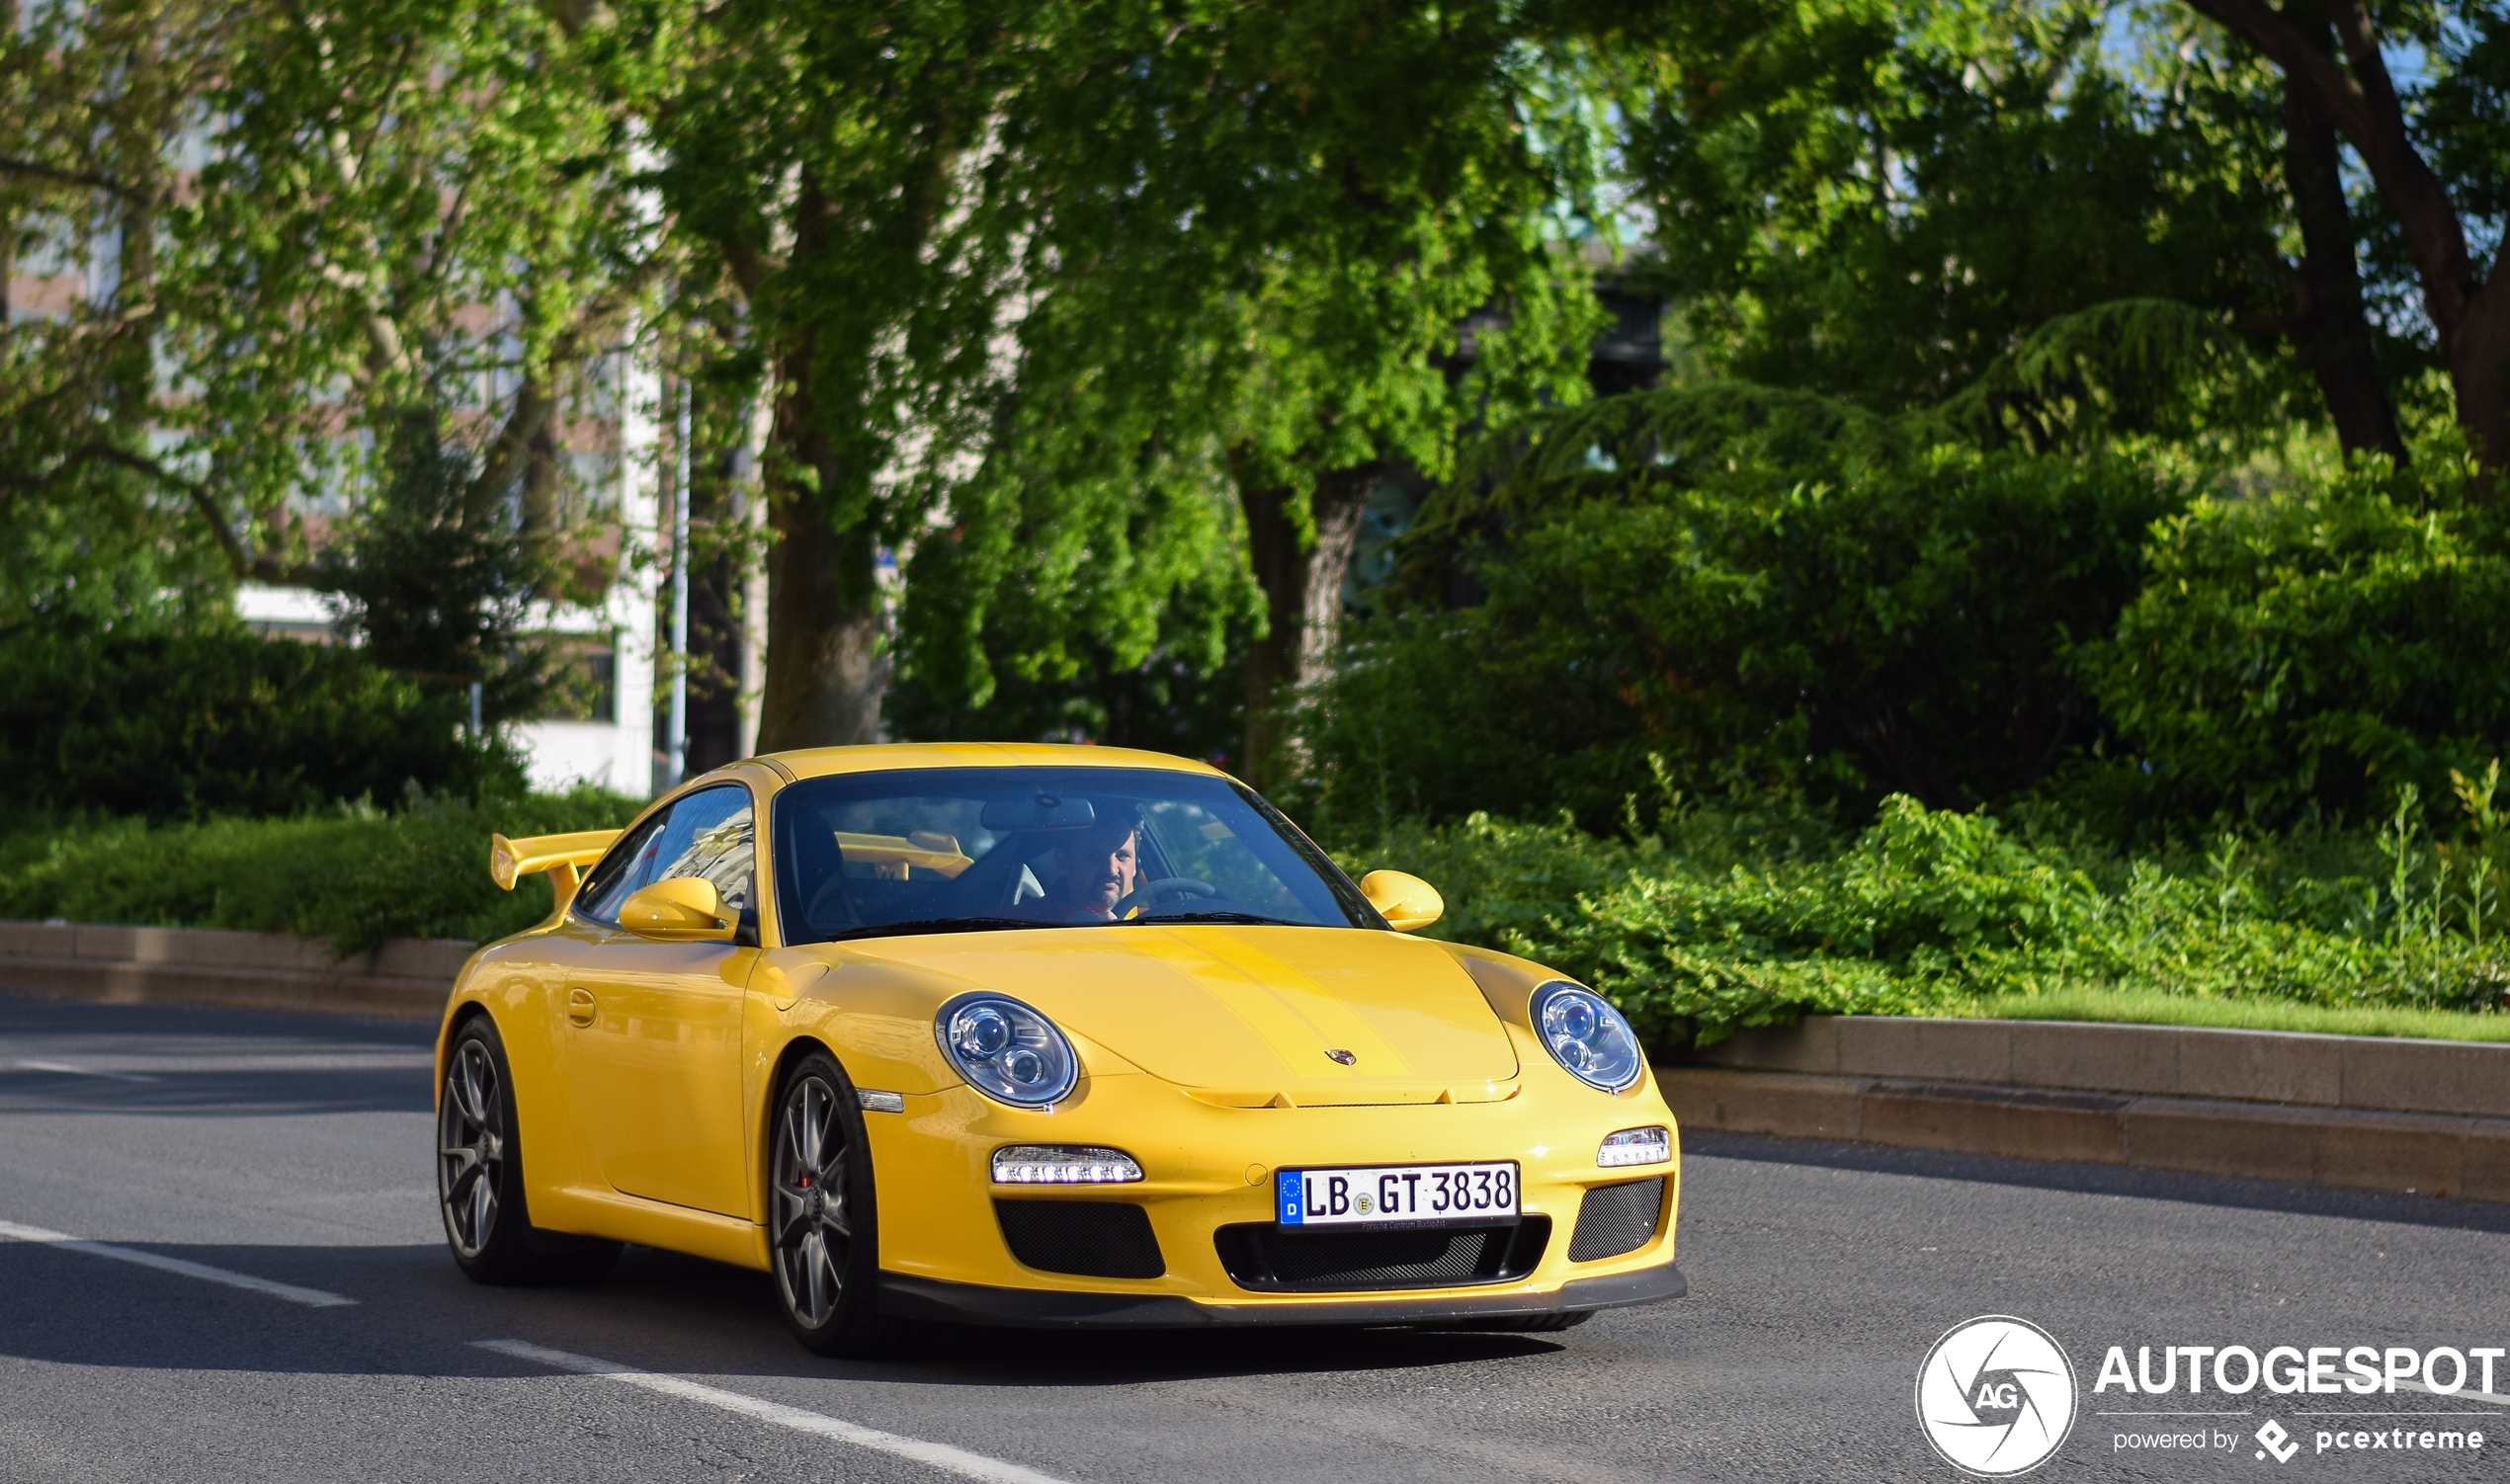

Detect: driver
1041,812,1142,922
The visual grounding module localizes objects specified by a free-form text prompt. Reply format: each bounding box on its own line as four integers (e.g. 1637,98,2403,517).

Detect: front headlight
936,993,1078,1108
1531,981,1644,1093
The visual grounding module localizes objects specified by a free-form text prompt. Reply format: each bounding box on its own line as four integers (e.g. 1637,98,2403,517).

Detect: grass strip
1948,986,2510,1042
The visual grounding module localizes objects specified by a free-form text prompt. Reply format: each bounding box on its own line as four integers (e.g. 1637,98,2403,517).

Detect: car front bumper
878,1257,1687,1330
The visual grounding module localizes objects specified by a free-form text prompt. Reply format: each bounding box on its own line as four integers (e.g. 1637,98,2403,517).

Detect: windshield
769,767,1376,946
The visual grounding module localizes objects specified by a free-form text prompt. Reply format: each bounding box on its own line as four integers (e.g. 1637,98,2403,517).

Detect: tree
0,0,239,628
1598,0,2296,412
645,0,1024,752
0,0,662,628
2177,0,2510,472
883,3,1609,776
1195,5,1609,779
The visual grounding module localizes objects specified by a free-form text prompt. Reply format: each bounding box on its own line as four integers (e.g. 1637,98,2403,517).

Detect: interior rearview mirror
978,793,1098,832
618,876,738,943
1359,869,1444,933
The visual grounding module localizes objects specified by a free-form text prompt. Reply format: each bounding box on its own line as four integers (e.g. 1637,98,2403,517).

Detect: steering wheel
1114,877,1218,916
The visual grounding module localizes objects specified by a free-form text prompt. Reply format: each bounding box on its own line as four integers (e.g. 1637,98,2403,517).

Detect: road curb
1666,1015,2510,1202
0,921,463,1021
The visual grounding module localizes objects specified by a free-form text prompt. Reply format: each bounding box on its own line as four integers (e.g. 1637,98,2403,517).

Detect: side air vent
1567,1178,1664,1262
1216,1218,1550,1293
993,1199,1164,1279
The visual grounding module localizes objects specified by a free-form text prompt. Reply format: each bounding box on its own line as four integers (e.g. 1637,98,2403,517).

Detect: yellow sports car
436,743,1685,1354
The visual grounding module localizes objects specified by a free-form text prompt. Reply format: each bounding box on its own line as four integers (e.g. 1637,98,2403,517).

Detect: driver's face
1060,828,1138,915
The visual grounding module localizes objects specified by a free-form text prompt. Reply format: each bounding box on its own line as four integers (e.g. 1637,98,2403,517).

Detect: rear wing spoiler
488,829,622,911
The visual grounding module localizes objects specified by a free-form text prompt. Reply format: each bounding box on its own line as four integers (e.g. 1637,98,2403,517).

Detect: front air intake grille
1216,1217,1550,1293
994,1199,1164,1278
1567,1178,1664,1261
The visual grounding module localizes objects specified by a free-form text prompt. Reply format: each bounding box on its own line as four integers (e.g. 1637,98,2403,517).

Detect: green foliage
0,0,657,622
0,627,518,819
0,787,641,957
1292,382,2185,829
1958,986,2510,1042
890,586,1254,765
313,409,562,724
2079,437,2510,825
1331,789,2510,1052
1612,0,2290,411
1939,298,2295,454
885,1,1611,738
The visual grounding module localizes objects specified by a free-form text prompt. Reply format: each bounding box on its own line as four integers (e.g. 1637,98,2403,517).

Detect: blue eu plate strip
1277,1169,1303,1225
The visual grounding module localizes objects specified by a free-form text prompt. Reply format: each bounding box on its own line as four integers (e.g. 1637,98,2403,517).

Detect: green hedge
0,626,516,818
1291,384,2183,832
0,787,642,956
10,779,2502,1051
1330,790,2510,1049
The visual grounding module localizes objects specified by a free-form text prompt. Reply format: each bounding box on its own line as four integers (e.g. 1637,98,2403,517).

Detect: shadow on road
1690,1129,2510,1234
0,1236,1571,1386
0,995,436,1116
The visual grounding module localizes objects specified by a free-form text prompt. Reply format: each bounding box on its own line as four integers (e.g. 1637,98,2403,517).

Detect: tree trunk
1238,461,1379,783
686,390,747,773
755,333,884,753
2182,0,2510,475
2280,48,2405,461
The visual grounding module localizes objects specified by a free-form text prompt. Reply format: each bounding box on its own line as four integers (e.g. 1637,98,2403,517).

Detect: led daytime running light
991,1145,1143,1185
1598,1125,1671,1167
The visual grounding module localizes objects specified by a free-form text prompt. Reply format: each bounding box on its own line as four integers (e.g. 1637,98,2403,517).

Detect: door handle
566,987,597,1027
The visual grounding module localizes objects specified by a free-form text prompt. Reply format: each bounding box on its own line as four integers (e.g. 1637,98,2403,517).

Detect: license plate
1276,1162,1519,1228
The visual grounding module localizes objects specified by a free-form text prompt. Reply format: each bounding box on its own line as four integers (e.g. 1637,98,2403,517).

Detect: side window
575,813,669,923
575,785,756,925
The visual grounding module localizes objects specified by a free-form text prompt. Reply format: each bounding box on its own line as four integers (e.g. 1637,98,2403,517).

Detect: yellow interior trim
833,831,973,879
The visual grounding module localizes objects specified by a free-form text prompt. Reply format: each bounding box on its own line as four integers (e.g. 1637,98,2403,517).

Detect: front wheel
438,1016,620,1285
769,1051,917,1357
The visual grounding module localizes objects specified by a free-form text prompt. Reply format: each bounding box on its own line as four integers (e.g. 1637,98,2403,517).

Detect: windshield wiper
821,916,1068,943
1122,911,1300,927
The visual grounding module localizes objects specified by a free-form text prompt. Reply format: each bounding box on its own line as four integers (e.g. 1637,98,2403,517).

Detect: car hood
838,924,1520,1105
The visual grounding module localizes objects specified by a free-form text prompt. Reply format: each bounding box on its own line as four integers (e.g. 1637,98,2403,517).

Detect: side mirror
618,876,738,942
1359,869,1444,933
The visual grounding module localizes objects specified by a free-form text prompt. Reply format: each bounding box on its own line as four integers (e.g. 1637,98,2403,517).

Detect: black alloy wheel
437,1016,620,1285
770,1050,915,1356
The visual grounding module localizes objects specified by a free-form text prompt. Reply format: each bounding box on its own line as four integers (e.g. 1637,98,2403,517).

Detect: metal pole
666,377,691,787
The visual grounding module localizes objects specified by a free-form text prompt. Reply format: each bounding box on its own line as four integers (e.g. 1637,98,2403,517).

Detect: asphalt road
2,995,2506,1484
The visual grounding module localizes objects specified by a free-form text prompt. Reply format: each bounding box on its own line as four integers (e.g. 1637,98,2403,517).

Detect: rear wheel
769,1051,916,1357
438,1016,620,1285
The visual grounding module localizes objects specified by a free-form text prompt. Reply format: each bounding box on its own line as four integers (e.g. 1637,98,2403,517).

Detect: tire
768,1050,918,1357
438,1015,622,1285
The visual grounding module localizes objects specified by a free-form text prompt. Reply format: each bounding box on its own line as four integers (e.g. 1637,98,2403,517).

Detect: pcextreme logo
1917,1319,2500,1474
1916,1316,2081,1477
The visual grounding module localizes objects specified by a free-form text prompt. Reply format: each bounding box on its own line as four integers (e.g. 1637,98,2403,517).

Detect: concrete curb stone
0,920,465,1020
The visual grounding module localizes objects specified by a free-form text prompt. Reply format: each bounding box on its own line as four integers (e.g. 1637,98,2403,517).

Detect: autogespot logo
1917,1316,2081,1476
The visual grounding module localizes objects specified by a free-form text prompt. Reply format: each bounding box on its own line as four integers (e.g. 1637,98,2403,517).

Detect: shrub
0,785,641,955
0,626,518,818
1331,790,2510,1050
2079,449,2510,827
1293,383,2183,831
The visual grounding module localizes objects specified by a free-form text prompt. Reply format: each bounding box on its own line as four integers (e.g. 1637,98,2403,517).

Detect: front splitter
878,1260,1687,1330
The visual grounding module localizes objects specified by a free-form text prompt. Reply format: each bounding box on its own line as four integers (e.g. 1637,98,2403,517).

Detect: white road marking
473,1338,1078,1484
13,1059,159,1083
0,1219,356,1307
8,1053,428,1075
2398,1379,2510,1407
